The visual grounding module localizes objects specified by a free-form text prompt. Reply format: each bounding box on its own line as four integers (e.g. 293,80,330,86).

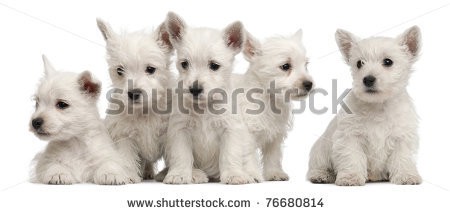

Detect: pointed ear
78,71,101,99
165,12,186,45
335,29,359,62
42,54,56,76
223,21,245,54
96,18,115,40
155,21,173,52
243,31,261,61
398,26,421,61
293,29,303,43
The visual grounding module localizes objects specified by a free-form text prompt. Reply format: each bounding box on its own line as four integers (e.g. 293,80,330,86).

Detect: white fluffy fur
232,30,313,181
31,55,134,185
97,19,173,181
307,26,422,186
162,12,262,184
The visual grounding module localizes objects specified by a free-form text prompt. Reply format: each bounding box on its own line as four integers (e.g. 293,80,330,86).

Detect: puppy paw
192,169,208,184
390,174,422,185
335,173,366,186
264,170,289,181
308,169,335,183
45,173,74,185
94,173,132,185
163,172,192,184
221,174,256,185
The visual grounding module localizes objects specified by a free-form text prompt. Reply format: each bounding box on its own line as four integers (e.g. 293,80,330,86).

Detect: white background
1,0,449,212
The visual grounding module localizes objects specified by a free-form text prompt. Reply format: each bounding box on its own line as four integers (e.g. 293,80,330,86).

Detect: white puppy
96,19,173,181
162,12,261,184
31,55,133,185
233,31,313,181
307,26,422,186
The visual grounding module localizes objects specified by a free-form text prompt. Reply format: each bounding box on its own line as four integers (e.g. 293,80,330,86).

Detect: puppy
235,30,314,181
307,26,422,186
30,55,133,185
162,12,261,184
97,19,173,181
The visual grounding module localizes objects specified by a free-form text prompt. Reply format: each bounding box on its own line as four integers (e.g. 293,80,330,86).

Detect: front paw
390,173,422,185
44,173,74,185
192,169,208,184
163,171,192,184
94,173,133,185
335,173,366,186
221,172,256,185
264,170,289,181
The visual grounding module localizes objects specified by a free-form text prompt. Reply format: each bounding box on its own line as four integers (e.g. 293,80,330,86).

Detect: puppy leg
156,167,208,183
332,135,367,186
164,129,194,184
387,136,421,185
37,162,75,185
262,139,288,181
307,136,335,183
220,127,257,184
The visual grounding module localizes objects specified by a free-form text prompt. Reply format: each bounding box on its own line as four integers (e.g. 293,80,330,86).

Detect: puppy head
97,18,173,111
165,12,244,106
244,29,313,100
336,26,421,103
30,55,101,141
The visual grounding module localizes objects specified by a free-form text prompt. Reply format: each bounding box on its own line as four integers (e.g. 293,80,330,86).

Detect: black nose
363,75,376,87
32,118,44,130
128,89,142,101
303,81,313,91
189,82,203,97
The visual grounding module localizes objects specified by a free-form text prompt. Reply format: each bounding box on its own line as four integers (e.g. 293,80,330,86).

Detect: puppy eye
382,58,393,67
116,66,125,76
145,66,156,74
181,61,189,70
280,63,291,71
356,60,364,69
56,101,69,110
209,62,220,71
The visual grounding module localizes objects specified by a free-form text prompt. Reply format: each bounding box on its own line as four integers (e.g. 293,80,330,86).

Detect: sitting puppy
96,19,173,181
307,26,422,186
234,30,314,181
162,12,261,184
30,55,134,184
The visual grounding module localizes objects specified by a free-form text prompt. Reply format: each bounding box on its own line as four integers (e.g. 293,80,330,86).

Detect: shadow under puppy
307,26,422,186
30,55,134,184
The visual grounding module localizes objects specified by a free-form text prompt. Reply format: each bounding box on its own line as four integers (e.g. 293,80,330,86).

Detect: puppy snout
128,89,143,101
302,80,313,91
32,118,44,130
363,75,376,87
189,81,203,98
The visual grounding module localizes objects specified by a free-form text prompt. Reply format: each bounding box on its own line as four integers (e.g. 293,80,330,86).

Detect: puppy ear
155,21,173,52
96,18,115,40
397,26,421,61
243,31,261,61
165,12,186,44
335,29,359,63
223,21,245,54
293,29,303,43
78,71,101,99
42,54,56,76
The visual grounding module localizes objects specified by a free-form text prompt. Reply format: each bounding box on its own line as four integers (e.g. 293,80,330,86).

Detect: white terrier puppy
162,12,261,184
307,26,422,186
97,19,173,181
31,55,133,185
234,30,313,181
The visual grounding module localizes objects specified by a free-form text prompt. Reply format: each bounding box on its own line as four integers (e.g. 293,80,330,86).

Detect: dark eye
181,61,189,70
382,58,393,67
145,66,156,74
356,60,364,69
209,62,220,71
280,63,291,71
116,66,125,76
56,101,69,110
